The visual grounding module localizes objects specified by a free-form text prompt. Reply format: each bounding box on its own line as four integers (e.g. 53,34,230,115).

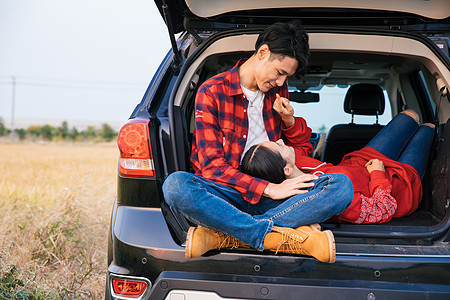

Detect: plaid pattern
191,60,313,204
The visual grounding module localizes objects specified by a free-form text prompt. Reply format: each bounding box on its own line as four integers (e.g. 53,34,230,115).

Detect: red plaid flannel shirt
191,60,313,204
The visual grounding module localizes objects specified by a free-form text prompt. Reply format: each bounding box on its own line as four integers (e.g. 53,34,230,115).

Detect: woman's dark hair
255,20,310,75
240,144,287,184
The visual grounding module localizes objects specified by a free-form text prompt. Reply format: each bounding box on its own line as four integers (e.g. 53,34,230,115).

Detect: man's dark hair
255,20,310,75
240,144,287,184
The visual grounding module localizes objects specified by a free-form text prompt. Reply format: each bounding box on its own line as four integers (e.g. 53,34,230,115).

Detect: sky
0,0,393,132
0,0,172,129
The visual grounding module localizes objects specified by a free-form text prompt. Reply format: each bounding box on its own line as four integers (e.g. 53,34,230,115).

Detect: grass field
0,142,118,299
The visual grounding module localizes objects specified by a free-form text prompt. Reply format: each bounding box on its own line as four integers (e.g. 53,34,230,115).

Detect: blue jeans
163,172,353,250
366,112,434,178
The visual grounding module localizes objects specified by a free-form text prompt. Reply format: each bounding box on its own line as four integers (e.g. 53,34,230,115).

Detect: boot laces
217,232,240,250
275,231,308,255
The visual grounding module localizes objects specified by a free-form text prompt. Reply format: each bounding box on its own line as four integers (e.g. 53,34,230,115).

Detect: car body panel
183,0,450,19
155,0,450,34
148,272,450,300
107,2,450,299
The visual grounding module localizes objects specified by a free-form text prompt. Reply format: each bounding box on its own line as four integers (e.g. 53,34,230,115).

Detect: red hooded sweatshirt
294,149,422,224
284,121,423,224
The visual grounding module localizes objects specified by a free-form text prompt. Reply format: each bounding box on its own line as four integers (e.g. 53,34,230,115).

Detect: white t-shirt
241,85,269,161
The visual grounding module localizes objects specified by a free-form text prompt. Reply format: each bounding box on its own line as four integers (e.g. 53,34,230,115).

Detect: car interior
164,31,449,244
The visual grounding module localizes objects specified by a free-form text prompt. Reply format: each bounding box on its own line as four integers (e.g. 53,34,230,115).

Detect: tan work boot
308,223,321,231
263,225,335,263
185,226,242,259
262,224,320,250
296,225,335,263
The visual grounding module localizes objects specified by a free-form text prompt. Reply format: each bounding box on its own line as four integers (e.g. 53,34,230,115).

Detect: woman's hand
273,93,295,128
365,158,385,173
263,174,318,200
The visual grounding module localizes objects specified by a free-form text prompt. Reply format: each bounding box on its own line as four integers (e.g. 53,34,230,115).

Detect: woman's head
240,139,295,183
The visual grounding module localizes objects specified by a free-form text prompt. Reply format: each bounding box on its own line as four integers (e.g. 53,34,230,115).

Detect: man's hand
263,174,318,200
365,158,385,173
273,93,295,128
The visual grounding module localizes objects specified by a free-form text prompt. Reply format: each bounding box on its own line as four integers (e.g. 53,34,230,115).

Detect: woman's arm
355,159,398,224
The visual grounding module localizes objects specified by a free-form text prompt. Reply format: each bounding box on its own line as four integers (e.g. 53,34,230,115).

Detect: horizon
2,117,124,131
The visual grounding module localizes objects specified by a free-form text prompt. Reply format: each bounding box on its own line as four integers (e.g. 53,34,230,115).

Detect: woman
241,110,435,224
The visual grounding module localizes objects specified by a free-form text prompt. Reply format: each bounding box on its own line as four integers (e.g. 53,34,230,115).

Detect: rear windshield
290,85,392,133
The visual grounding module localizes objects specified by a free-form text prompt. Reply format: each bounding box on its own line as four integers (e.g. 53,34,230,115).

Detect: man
163,21,353,263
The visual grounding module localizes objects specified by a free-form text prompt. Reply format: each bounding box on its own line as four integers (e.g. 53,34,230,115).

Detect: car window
290,85,392,133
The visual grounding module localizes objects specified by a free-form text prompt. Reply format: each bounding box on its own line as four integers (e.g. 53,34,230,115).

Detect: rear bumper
106,270,450,300
106,205,450,299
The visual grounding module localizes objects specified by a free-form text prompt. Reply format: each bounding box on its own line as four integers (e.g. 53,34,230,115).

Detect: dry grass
0,142,118,299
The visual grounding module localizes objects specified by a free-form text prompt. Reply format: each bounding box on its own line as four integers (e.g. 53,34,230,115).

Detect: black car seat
321,83,385,165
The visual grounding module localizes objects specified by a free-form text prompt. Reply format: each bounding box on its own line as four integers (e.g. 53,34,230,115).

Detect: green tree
83,126,97,140
58,121,69,139
101,123,116,141
69,126,79,141
40,125,54,141
27,125,41,138
15,128,26,140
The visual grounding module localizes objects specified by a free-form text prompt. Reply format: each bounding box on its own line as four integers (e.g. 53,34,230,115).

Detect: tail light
111,277,149,299
117,119,155,178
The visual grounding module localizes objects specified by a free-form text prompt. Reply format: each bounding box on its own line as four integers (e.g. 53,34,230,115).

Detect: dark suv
106,1,450,299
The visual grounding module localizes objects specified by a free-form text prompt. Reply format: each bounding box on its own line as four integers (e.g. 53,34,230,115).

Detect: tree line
0,118,117,142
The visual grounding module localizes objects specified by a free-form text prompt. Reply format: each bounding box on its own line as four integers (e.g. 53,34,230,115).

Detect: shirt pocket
220,122,235,149
220,121,242,164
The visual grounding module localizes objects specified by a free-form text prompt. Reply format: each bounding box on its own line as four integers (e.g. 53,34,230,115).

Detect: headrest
344,83,385,116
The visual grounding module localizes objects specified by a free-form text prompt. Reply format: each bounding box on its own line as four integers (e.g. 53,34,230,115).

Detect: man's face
254,45,298,93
